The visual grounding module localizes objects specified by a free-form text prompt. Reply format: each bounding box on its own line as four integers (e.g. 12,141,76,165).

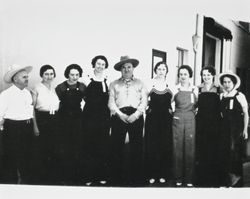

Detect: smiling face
94,58,106,73
202,69,213,84
68,69,80,84
222,76,235,92
179,68,190,84
155,64,168,79
121,62,134,79
42,69,55,83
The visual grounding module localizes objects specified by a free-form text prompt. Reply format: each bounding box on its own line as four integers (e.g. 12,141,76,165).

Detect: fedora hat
4,64,33,83
114,55,139,71
218,71,241,90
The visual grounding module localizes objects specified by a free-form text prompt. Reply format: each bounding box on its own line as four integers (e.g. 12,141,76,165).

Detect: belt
35,109,58,116
5,119,32,125
119,106,137,116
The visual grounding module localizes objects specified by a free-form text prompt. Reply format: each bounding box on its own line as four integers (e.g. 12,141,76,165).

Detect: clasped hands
117,112,138,123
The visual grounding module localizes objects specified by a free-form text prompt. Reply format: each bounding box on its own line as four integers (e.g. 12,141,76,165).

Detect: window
177,47,188,67
151,49,167,78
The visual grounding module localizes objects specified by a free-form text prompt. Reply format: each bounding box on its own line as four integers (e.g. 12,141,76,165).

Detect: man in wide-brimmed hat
0,64,37,184
108,55,148,186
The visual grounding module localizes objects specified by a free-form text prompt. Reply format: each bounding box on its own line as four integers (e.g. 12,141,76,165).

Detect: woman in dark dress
144,61,173,185
55,64,86,185
195,66,221,187
218,72,249,187
81,55,110,185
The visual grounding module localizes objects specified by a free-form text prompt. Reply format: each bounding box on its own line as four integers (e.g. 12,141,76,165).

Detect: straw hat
4,64,33,83
218,71,241,90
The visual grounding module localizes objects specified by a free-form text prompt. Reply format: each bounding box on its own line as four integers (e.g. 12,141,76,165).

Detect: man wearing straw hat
0,65,37,184
108,55,148,186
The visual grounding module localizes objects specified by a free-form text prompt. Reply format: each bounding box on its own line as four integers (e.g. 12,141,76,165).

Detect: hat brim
4,66,33,83
114,59,139,71
218,72,241,90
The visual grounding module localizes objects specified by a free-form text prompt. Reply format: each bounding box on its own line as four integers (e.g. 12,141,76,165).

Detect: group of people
0,55,249,188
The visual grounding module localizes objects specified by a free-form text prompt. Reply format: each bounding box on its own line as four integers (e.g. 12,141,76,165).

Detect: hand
0,125,4,131
126,114,138,124
33,125,40,137
0,119,5,131
117,113,129,123
243,129,248,140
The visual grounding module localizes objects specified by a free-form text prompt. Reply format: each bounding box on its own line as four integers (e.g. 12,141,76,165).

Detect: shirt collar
223,89,237,97
88,71,107,82
120,76,135,83
12,84,26,92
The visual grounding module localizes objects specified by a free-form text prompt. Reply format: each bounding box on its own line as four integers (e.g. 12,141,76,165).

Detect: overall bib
172,88,197,184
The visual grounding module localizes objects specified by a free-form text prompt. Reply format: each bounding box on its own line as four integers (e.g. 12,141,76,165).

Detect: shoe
186,183,193,187
176,182,182,186
100,180,107,185
85,182,92,186
159,178,166,183
149,178,156,184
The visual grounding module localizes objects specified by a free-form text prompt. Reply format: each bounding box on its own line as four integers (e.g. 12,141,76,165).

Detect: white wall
0,0,250,92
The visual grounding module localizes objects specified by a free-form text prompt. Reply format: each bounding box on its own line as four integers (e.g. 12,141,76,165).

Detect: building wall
0,0,197,92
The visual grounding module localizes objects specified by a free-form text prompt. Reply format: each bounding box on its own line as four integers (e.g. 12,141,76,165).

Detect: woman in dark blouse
81,55,110,186
55,64,86,185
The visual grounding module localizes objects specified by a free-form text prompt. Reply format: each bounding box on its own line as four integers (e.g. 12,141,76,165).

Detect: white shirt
0,85,34,121
33,83,59,113
220,89,248,109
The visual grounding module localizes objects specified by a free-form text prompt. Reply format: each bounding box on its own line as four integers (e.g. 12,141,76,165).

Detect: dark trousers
33,110,58,184
110,107,144,186
2,119,33,184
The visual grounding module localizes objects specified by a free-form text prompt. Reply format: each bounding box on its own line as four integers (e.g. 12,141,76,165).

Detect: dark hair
220,74,237,85
177,65,193,78
200,66,216,76
64,64,83,78
154,61,168,74
40,65,56,78
91,55,109,68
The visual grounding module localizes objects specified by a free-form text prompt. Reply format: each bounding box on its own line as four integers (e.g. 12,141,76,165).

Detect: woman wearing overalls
55,64,86,185
144,61,173,185
172,65,198,187
81,55,111,186
218,72,249,187
195,66,221,187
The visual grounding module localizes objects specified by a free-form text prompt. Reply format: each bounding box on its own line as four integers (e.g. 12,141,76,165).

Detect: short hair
154,61,168,74
200,66,216,76
220,74,237,85
91,55,109,68
64,64,83,78
177,65,193,78
40,65,56,78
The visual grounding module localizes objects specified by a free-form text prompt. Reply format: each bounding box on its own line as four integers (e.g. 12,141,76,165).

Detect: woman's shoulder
55,81,67,91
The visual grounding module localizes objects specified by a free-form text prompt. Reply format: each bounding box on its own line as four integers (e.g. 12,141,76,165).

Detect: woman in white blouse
32,64,59,185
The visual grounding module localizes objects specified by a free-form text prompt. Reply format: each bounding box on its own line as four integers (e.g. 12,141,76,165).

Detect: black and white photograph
0,0,250,198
